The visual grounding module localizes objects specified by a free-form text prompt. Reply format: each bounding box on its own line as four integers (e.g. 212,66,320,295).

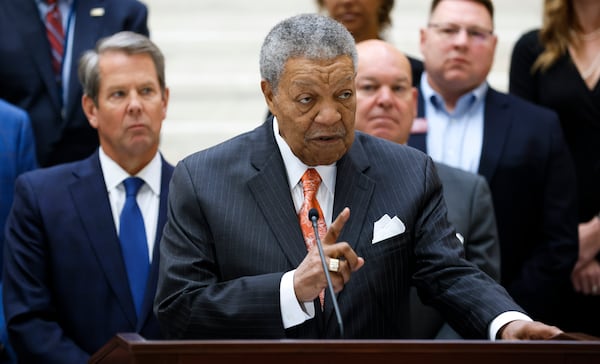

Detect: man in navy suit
0,0,149,167
407,0,578,329
0,100,38,364
353,38,500,339
3,32,172,363
155,13,561,341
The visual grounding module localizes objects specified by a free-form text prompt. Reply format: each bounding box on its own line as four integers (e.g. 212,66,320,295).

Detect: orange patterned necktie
298,168,327,308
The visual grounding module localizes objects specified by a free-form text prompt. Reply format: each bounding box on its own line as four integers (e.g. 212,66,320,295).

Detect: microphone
308,208,344,338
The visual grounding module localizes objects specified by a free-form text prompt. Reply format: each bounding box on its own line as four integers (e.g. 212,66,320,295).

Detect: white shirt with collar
100,147,162,263
272,117,337,328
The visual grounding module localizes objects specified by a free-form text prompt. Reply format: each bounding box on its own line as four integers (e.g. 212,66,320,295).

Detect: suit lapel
324,135,375,333
478,89,511,182
408,88,428,152
11,0,62,114
137,157,174,331
412,86,511,183
247,122,378,334
69,152,137,327
247,121,308,268
332,137,375,248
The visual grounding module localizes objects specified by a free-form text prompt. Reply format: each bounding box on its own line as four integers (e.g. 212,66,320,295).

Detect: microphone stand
309,208,344,338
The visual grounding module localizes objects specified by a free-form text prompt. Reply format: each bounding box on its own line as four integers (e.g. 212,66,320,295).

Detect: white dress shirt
272,118,336,328
99,148,162,262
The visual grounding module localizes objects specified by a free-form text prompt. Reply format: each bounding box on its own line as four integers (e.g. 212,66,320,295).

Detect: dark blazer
0,100,38,273
408,87,579,326
155,118,523,340
408,56,424,87
3,151,173,363
0,0,149,167
0,99,38,363
408,162,500,339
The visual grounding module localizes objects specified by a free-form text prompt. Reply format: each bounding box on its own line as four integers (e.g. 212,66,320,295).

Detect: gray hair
78,31,166,105
259,13,358,93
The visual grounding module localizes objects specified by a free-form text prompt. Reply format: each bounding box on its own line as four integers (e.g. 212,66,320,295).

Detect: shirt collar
272,117,336,193
99,147,162,195
421,72,489,115
36,0,74,9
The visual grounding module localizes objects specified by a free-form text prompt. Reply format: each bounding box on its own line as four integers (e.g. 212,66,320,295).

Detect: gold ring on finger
328,258,340,272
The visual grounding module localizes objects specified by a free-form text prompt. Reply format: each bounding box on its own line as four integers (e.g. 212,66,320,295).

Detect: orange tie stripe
298,168,327,308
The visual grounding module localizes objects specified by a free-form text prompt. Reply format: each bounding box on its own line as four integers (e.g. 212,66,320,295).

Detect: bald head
355,39,418,144
356,40,413,84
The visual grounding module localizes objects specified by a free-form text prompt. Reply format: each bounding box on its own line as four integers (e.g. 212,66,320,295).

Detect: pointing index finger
323,207,350,246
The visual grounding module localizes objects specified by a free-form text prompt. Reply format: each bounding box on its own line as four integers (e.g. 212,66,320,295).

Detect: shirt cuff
280,270,315,329
489,311,533,340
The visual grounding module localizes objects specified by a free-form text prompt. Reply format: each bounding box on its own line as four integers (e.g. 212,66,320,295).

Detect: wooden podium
90,333,600,364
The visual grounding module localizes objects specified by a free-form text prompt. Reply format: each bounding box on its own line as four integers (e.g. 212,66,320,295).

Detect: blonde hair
534,0,579,72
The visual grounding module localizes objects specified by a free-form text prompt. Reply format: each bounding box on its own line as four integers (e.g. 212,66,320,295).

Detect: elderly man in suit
353,38,500,339
0,0,149,167
155,13,560,341
3,32,172,363
407,0,578,329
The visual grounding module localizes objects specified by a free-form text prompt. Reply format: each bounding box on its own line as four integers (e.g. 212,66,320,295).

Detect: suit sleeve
122,0,150,36
413,158,524,339
154,159,287,339
16,111,38,174
3,175,89,363
507,115,579,320
465,176,501,282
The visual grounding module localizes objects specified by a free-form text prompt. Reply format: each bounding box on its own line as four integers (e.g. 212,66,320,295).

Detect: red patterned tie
45,0,64,78
298,168,327,308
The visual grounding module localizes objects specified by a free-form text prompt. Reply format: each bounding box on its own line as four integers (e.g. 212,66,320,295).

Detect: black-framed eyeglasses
428,22,494,43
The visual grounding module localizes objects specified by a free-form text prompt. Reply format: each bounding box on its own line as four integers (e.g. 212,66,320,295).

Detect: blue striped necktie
119,177,150,321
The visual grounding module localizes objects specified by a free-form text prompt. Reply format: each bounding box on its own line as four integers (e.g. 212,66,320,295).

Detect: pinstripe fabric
155,118,525,340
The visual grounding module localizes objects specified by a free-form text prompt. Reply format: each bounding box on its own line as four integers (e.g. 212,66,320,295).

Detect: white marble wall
143,0,543,163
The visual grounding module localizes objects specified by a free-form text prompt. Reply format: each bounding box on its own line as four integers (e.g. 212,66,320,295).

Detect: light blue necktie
119,177,150,321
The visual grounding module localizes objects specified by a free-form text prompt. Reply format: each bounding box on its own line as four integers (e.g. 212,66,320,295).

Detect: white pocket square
372,214,405,244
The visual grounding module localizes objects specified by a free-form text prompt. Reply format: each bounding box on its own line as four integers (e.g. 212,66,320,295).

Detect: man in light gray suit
354,39,499,339
155,13,561,340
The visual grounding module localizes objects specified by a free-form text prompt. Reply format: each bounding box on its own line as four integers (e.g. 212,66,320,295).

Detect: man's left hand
499,320,562,340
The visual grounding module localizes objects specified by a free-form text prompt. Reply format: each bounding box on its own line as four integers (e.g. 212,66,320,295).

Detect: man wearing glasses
408,0,579,331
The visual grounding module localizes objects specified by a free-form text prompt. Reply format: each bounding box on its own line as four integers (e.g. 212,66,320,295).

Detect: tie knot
123,177,144,197
301,168,321,196
46,0,57,5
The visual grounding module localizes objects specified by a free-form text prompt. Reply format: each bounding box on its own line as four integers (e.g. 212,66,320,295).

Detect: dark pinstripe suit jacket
407,162,500,339
155,118,523,340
